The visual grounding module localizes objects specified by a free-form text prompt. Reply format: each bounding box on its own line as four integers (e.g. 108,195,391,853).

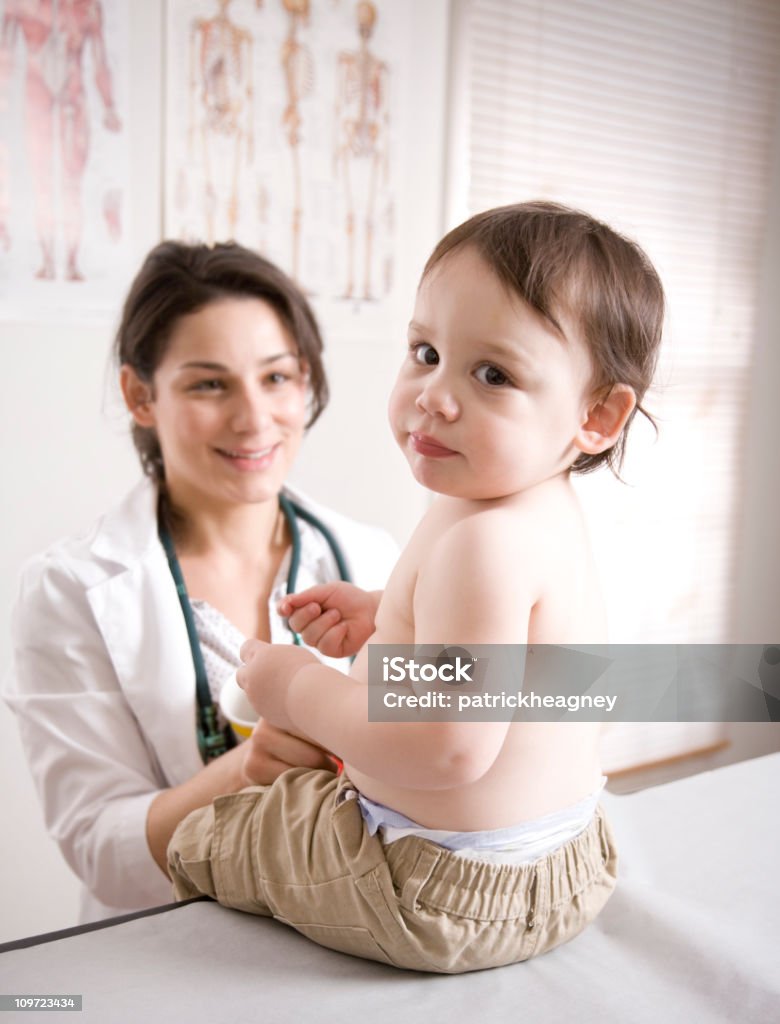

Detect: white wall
0,0,449,943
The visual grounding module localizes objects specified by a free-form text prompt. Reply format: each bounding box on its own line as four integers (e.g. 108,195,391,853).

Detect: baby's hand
278,582,380,658
237,639,317,733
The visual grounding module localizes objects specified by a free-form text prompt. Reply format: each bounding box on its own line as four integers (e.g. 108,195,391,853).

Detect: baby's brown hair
423,202,665,474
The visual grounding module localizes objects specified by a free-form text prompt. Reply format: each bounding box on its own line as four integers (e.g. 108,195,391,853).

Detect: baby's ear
574,384,636,455
119,365,156,428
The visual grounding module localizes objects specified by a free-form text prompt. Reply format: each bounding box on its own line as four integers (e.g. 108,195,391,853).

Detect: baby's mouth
409,432,458,457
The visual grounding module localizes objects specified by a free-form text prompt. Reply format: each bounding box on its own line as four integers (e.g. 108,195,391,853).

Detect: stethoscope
159,493,352,764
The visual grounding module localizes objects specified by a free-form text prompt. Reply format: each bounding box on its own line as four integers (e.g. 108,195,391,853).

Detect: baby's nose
415,378,460,421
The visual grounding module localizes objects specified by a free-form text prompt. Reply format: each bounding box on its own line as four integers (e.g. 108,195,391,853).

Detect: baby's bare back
347,476,605,829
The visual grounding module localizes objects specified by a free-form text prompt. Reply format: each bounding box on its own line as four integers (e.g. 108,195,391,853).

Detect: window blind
447,0,780,769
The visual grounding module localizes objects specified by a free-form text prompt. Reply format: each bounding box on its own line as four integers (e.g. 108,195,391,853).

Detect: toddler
168,201,664,973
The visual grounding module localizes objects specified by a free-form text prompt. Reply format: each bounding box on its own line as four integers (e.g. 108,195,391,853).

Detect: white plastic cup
219,672,258,741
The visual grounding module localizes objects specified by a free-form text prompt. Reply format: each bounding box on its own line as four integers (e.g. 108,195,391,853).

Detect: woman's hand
237,639,318,733
278,582,381,658
239,718,337,786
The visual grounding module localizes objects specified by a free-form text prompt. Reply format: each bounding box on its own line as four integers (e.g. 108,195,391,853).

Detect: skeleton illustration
0,0,122,281
334,0,388,301
280,0,313,283
188,0,261,243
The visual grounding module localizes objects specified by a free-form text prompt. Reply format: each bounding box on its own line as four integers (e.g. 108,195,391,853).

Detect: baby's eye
475,364,510,387
411,343,439,366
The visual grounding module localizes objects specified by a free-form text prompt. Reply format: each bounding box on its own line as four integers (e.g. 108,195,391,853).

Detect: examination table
1,753,778,1023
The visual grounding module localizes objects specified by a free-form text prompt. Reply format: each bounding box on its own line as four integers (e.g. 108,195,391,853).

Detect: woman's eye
191,378,225,392
475,364,509,387
265,371,290,386
411,343,439,366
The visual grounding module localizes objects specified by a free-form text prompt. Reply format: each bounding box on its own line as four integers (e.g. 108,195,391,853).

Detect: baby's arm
243,511,536,788
279,582,381,658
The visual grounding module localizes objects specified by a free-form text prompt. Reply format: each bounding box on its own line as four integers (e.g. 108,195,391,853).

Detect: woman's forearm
146,745,246,874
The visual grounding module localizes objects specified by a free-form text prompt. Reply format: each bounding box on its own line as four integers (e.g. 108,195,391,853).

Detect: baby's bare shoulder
419,496,542,586
412,499,542,643
436,485,589,591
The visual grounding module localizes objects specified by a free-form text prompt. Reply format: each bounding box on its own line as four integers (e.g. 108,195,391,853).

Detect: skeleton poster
165,0,407,320
0,0,130,319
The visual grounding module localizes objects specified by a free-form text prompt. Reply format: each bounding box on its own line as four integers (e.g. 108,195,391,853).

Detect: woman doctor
5,241,397,924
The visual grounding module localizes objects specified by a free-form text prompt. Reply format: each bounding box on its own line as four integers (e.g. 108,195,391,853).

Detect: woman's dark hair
423,202,665,475
115,240,329,483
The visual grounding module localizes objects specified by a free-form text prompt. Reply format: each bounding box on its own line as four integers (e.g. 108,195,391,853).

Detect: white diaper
356,778,607,865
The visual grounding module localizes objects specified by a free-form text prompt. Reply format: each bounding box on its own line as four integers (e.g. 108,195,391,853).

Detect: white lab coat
4,479,398,924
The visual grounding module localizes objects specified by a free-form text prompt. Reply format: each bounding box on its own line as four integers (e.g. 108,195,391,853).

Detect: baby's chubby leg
166,767,410,968
168,786,274,915
167,767,390,929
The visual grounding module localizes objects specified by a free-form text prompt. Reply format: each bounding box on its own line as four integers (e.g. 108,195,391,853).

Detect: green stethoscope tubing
159,493,353,764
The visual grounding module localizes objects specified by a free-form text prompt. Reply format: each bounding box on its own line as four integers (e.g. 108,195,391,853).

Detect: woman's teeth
221,446,274,459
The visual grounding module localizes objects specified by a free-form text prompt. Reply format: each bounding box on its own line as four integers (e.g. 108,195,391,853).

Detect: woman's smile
214,443,280,472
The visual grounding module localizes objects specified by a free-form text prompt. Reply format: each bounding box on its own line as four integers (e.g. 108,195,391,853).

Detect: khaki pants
168,767,617,974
